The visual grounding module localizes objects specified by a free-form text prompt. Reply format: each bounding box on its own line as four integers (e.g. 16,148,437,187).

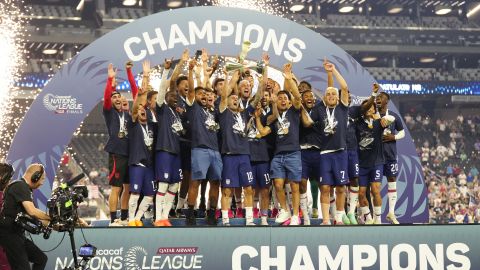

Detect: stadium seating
406,112,480,224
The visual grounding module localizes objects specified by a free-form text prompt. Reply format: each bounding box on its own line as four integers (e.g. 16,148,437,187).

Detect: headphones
31,164,44,183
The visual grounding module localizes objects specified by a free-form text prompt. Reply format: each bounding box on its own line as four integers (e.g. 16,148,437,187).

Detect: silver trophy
225,40,265,74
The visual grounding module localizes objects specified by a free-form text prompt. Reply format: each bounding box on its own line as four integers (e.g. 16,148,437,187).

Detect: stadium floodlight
435,6,452,15
467,3,480,18
290,2,305,12
339,3,355,13
361,56,377,62
43,49,58,55
122,0,136,6
420,57,436,63
387,4,403,14
76,0,84,11
167,0,183,8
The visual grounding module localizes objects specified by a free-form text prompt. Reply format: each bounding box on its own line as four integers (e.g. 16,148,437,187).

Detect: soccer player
126,60,155,227
218,69,255,226
126,60,159,122
167,50,191,218
310,60,350,225
356,89,395,224
153,58,185,227
299,89,322,226
256,63,303,225
377,92,405,224
185,56,221,226
246,53,272,226
238,79,252,110
103,63,135,226
346,96,361,225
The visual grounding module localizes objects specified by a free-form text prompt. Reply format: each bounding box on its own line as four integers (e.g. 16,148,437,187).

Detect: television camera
15,173,96,270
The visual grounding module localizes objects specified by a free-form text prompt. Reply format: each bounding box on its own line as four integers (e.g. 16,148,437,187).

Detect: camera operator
0,163,50,270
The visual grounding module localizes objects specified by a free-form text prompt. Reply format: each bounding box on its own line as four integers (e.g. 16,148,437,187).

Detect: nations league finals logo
55,245,203,270
43,93,83,114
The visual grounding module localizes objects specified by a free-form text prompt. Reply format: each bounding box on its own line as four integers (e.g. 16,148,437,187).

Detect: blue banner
34,225,479,270
378,81,480,95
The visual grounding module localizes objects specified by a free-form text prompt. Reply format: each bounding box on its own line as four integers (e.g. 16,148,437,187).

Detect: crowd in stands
405,112,480,223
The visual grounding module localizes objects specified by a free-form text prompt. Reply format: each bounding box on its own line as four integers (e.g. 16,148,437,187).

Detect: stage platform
91,217,329,227
34,224,479,270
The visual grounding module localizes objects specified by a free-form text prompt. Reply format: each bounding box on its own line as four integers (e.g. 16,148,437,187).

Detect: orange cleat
128,220,137,227
154,220,165,227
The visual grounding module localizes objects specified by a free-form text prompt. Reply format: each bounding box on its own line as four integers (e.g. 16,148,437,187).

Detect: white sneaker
303,218,311,226
261,217,268,226
246,221,256,226
386,213,400,224
289,215,300,226
222,218,230,227
109,219,126,227
374,218,382,224
275,209,291,223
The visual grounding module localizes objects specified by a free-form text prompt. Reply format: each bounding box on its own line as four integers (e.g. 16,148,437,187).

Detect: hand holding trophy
226,40,266,75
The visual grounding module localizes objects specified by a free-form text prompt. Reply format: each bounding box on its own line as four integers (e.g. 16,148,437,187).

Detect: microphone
65,173,86,187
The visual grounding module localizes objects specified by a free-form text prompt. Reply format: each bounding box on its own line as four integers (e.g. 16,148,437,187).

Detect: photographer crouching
0,163,49,270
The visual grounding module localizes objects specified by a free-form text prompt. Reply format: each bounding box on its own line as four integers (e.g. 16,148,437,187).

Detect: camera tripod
62,227,92,270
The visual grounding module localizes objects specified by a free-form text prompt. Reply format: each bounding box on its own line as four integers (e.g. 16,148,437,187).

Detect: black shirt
128,121,156,167
0,179,32,232
188,102,219,151
356,119,385,167
246,106,271,162
300,107,322,149
380,110,404,161
271,107,301,155
156,103,183,154
314,102,348,152
178,95,191,144
103,108,131,156
347,106,361,150
219,109,250,155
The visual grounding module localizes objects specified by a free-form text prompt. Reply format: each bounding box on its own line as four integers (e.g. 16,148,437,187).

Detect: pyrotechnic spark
204,0,288,16
0,1,30,159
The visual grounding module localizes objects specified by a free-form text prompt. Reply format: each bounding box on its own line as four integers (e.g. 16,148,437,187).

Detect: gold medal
368,124,373,129
118,131,125,138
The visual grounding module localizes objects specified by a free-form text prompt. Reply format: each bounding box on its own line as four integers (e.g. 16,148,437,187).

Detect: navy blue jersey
128,121,156,167
347,106,361,150
246,105,270,162
188,101,219,151
314,102,348,152
356,118,385,167
219,109,250,155
271,107,301,154
103,108,131,156
146,108,157,123
300,107,322,149
177,95,191,143
155,103,183,154
380,110,404,161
